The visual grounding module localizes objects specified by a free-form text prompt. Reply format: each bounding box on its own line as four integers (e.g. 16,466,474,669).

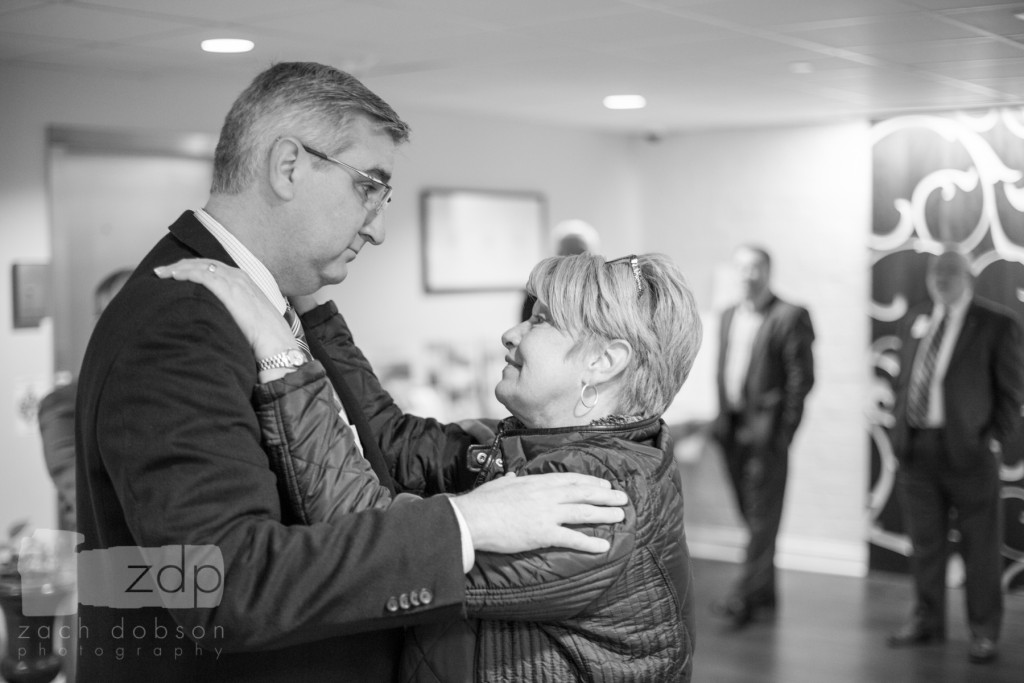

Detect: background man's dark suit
76,212,469,682
712,293,815,620
889,295,1024,650
890,297,1024,470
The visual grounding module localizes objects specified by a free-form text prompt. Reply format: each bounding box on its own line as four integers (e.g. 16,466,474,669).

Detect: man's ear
588,339,633,384
267,137,303,201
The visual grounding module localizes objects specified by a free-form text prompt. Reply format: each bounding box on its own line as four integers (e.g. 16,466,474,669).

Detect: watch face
285,349,306,366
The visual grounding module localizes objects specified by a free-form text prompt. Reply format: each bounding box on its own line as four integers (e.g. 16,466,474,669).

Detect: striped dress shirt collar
192,208,288,317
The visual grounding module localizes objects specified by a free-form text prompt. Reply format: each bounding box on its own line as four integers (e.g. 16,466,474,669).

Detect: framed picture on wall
11,262,51,329
420,188,546,293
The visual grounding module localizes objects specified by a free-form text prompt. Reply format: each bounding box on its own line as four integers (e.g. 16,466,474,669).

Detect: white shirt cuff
447,497,475,573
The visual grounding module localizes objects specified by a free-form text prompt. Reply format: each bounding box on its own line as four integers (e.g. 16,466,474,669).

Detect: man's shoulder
81,228,247,378
970,295,1021,326
93,261,215,338
765,296,813,338
767,294,809,317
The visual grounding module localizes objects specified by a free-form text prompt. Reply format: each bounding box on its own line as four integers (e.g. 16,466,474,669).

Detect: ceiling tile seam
927,7,1024,55
72,0,243,31
619,0,1015,103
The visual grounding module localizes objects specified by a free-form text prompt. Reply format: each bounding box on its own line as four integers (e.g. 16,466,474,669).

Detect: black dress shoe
968,637,997,664
887,622,944,648
711,598,751,628
710,597,775,629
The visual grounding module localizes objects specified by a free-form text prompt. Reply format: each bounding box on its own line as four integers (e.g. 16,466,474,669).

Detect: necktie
907,314,948,427
284,303,311,359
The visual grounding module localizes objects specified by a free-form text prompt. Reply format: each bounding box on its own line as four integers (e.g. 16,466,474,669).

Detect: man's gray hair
526,253,703,417
211,62,410,195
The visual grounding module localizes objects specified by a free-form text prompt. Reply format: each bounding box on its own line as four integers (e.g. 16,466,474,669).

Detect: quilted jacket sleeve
253,361,392,524
463,450,636,620
301,302,479,495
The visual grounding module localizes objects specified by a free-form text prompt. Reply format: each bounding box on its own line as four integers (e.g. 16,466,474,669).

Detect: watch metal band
257,348,306,372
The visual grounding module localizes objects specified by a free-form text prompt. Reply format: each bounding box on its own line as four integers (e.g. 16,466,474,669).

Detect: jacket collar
496,414,664,462
168,210,236,266
743,289,775,314
726,292,780,324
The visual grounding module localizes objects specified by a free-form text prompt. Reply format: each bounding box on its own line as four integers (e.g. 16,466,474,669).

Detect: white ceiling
3,0,1024,134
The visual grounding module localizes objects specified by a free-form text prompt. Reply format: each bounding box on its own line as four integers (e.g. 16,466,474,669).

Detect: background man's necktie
907,314,948,427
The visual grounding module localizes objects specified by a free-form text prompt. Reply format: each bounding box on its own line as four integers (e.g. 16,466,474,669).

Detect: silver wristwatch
257,348,307,372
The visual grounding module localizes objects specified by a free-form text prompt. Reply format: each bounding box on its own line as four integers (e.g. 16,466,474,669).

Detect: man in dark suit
711,244,815,628
886,248,1024,664
75,62,626,682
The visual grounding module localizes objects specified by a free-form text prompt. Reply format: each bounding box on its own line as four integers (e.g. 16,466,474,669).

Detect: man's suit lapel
745,295,779,393
947,301,980,370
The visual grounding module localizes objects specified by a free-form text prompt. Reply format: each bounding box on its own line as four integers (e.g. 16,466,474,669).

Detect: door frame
46,126,216,377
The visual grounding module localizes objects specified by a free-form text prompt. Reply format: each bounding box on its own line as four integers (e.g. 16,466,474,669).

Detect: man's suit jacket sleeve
990,308,1024,451
780,306,815,444
92,283,466,651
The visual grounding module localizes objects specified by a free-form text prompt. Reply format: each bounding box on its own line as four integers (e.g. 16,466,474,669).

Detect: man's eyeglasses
301,144,393,215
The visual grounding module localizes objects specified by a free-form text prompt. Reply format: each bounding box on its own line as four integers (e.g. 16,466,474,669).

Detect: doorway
47,127,215,379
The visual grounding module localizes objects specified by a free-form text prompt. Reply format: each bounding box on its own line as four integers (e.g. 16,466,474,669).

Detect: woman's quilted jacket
252,302,695,682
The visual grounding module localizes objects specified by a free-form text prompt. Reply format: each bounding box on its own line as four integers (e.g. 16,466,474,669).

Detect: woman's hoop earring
580,383,599,410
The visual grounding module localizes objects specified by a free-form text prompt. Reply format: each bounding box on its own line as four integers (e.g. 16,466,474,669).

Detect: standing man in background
886,248,1024,665
711,244,815,629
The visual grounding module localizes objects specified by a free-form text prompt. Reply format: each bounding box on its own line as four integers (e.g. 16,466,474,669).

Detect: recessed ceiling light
201,38,255,54
603,94,646,110
789,61,814,75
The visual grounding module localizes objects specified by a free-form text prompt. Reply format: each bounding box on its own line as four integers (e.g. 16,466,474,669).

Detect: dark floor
5,557,1020,682
691,557,1024,683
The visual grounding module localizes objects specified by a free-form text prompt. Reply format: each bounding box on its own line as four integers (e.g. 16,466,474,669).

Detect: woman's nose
501,324,522,350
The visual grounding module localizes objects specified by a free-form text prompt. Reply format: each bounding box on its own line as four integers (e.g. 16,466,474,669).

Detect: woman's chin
496,385,526,421
494,383,512,409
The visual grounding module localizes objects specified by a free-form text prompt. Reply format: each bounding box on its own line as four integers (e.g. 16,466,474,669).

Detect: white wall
322,104,642,375
0,63,873,577
635,123,873,575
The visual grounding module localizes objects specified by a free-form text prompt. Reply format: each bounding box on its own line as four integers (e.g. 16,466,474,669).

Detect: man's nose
361,211,386,245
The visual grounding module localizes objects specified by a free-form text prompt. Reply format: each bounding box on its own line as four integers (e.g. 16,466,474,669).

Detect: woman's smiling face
495,300,591,429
